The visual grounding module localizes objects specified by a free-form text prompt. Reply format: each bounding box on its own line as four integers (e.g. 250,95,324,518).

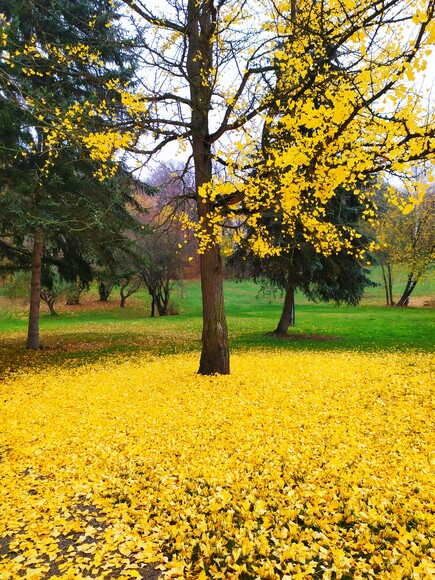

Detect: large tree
0,0,137,349
3,0,435,371
232,186,376,334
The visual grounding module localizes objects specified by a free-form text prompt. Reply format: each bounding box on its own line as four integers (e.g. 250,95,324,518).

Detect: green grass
0,267,433,379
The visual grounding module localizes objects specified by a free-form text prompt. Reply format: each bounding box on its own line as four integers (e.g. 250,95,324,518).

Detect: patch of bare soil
56,296,144,313
0,295,145,313
409,296,435,308
1,491,164,579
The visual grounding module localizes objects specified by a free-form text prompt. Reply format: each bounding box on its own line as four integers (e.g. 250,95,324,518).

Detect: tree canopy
374,178,434,306
232,183,377,333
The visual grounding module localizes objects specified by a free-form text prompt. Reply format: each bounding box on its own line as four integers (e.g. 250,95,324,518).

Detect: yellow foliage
0,350,434,578
1,0,435,257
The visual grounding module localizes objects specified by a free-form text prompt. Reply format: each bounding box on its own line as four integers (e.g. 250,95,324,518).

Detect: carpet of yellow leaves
1,350,434,579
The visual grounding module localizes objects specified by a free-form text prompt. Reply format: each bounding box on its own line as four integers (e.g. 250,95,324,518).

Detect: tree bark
155,296,168,316
27,228,44,350
387,264,394,306
119,277,140,307
275,285,295,335
198,244,229,374
187,0,230,374
381,263,389,305
381,262,395,305
98,281,113,301
47,299,57,316
396,276,417,307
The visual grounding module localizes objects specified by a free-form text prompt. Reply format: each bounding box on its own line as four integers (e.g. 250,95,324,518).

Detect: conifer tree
232,186,376,334
0,0,138,348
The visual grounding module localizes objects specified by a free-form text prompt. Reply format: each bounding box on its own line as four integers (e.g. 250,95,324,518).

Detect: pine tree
0,0,138,348
232,185,376,334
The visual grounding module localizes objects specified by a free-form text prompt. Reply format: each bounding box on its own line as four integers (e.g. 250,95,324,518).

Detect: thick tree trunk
195,199,229,374
27,228,44,350
120,295,126,307
186,0,229,374
275,286,295,335
98,281,113,302
198,244,229,374
152,284,170,316
155,296,168,317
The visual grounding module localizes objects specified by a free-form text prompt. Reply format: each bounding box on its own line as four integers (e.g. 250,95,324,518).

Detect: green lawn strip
1,277,433,380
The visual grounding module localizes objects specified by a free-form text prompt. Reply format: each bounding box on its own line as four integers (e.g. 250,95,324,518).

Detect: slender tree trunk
275,286,295,335
120,278,131,307
120,278,140,307
387,264,394,306
47,299,57,316
27,228,44,350
150,296,155,318
381,263,390,305
381,262,395,306
396,276,417,307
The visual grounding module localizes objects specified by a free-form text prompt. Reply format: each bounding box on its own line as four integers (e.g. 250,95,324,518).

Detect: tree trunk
381,262,395,306
198,244,229,374
98,281,113,301
187,0,230,374
27,228,44,350
120,278,132,307
150,295,155,318
120,278,141,307
152,283,170,316
396,276,417,307
155,296,168,316
47,299,57,316
387,264,394,306
381,263,390,305
275,285,295,335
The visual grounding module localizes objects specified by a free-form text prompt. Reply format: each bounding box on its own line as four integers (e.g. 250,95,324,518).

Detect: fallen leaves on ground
0,349,434,579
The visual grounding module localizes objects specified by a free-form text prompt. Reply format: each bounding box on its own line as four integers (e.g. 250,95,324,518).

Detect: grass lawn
0,269,434,579
0,267,434,378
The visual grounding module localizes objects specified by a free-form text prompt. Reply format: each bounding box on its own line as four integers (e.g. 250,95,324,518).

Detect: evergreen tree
0,0,138,348
232,186,376,334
